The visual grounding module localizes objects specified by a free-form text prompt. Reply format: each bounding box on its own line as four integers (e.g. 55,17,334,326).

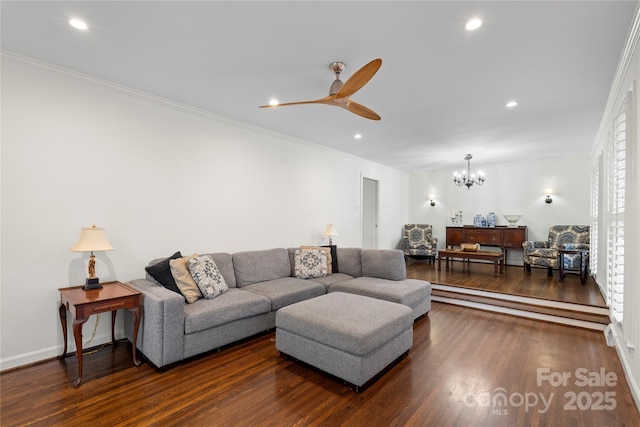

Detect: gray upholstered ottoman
275,292,414,391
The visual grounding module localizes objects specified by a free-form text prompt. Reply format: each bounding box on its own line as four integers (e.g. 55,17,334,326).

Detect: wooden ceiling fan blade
335,58,382,99
344,100,381,120
259,95,334,108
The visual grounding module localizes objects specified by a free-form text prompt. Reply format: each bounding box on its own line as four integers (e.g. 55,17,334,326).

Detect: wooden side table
558,249,590,285
58,281,142,387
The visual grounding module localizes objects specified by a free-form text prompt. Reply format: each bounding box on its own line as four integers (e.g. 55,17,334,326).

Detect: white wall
408,157,592,265
0,55,409,369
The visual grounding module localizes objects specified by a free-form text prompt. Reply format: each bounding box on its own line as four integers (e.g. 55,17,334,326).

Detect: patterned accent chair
402,224,438,263
523,225,590,276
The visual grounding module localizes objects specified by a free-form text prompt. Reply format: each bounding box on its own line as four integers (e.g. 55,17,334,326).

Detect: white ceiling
1,1,637,172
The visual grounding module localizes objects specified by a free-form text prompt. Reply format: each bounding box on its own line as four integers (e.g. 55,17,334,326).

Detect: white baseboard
610,325,640,414
0,331,119,372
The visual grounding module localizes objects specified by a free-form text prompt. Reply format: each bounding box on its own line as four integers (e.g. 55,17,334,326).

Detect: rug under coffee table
275,292,414,391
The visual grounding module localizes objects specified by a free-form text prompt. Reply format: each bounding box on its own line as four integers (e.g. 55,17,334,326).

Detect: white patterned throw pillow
186,255,229,299
294,249,328,279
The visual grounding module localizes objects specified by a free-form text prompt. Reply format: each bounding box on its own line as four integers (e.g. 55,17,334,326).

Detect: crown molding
593,1,640,151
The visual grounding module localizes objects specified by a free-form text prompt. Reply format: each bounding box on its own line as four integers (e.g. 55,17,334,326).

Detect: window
590,156,600,277
606,97,626,325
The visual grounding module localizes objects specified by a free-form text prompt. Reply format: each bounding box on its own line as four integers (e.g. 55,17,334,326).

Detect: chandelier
453,154,485,189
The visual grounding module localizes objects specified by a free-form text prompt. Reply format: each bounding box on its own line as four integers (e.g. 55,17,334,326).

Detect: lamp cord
83,315,99,348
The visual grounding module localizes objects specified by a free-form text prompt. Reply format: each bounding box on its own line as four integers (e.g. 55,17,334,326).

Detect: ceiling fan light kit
259,58,382,120
329,61,346,94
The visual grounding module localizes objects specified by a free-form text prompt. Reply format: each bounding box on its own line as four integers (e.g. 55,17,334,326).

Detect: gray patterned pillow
294,249,328,279
187,255,229,299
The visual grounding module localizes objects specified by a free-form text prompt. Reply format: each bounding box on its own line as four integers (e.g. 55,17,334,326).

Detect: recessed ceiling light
354,133,362,140
506,100,518,108
465,18,482,31
268,99,279,106
69,18,88,30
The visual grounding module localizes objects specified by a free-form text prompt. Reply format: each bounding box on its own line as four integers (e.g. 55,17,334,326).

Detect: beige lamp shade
71,225,113,289
322,224,338,237
323,224,338,245
70,225,114,252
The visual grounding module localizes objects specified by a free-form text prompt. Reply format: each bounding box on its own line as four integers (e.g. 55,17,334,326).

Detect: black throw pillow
322,245,339,273
145,251,182,294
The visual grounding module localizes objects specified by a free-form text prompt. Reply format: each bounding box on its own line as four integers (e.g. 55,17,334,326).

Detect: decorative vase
487,212,496,228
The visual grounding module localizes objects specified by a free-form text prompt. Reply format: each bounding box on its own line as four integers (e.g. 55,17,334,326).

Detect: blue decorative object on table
474,215,485,227
487,212,496,227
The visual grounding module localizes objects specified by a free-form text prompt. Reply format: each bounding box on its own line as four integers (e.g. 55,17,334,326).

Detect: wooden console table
438,249,504,276
58,281,141,387
446,226,527,260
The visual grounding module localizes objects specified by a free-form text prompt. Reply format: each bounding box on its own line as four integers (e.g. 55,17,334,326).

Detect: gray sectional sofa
124,247,431,369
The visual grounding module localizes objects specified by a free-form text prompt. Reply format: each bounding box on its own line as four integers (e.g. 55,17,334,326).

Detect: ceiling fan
259,58,382,120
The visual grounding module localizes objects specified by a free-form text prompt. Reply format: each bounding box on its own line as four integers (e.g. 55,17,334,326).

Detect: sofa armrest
523,240,548,251
401,237,410,249
123,279,185,368
404,237,437,248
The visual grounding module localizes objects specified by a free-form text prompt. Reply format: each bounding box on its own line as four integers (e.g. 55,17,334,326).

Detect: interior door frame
361,173,380,249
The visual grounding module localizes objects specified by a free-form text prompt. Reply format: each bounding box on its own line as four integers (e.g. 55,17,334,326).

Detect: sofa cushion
169,255,202,303
361,249,406,280
233,248,292,287
145,251,183,294
187,255,229,299
241,277,326,310
307,273,354,288
294,249,328,279
328,277,430,307
528,248,559,259
336,247,362,277
201,252,236,288
183,288,271,334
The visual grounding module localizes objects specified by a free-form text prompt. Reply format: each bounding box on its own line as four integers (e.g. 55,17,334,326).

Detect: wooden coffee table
438,249,504,276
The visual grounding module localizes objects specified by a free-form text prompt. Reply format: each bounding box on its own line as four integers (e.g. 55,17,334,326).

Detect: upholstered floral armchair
402,224,438,262
523,225,590,276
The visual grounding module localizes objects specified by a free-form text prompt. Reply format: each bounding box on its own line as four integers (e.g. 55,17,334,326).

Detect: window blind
607,99,626,325
590,156,600,277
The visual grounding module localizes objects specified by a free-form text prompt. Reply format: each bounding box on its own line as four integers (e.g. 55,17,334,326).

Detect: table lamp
323,224,338,246
70,224,114,290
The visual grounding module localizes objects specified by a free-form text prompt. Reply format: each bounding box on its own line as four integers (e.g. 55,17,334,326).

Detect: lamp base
83,277,102,290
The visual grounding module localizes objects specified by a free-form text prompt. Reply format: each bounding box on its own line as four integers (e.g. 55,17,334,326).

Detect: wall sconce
544,188,553,204
428,194,436,206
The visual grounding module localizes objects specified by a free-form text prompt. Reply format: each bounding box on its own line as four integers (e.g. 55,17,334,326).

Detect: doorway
362,177,378,249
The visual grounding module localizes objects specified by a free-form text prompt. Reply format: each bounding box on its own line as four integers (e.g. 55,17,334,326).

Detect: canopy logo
464,367,618,416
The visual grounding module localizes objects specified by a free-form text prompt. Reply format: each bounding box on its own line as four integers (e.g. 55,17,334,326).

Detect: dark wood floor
406,258,607,307
2,302,638,426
